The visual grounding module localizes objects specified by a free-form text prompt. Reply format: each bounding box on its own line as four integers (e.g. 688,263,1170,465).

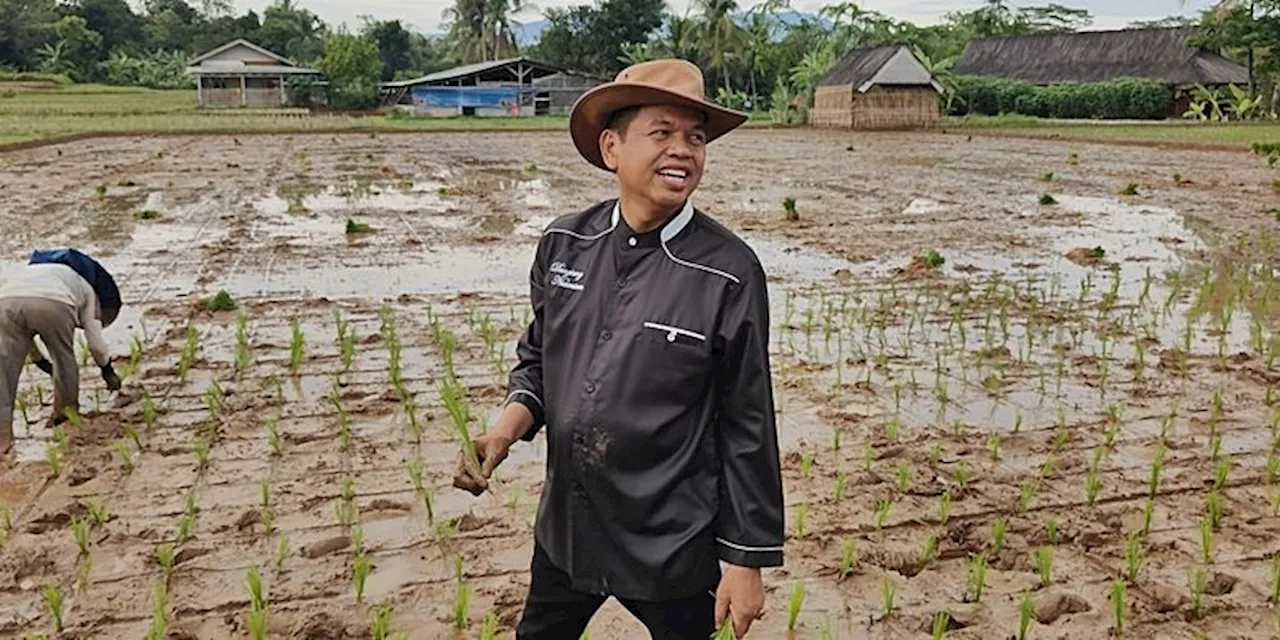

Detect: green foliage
346,218,372,234
200,290,236,312
318,31,384,110
952,75,1173,120
1039,193,1057,206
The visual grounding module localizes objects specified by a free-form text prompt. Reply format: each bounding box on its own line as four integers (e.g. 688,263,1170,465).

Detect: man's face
600,104,707,213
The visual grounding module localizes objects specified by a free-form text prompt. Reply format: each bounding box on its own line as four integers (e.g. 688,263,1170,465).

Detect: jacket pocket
642,321,706,347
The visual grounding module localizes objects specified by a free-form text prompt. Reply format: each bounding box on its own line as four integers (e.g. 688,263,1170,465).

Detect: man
453,59,784,639
0,248,123,457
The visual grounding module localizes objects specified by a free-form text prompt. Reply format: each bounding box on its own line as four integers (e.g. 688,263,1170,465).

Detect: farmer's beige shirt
0,263,110,367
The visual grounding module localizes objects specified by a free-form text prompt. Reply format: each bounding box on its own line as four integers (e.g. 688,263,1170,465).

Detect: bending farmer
454,59,784,639
0,248,122,456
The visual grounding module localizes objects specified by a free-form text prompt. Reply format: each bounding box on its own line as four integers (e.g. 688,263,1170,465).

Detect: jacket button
600,330,612,341
584,382,596,394
615,277,627,288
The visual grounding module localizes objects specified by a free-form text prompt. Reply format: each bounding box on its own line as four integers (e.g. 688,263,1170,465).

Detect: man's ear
599,129,620,172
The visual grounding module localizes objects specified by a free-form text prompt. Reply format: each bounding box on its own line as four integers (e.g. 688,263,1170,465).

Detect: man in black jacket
454,59,784,639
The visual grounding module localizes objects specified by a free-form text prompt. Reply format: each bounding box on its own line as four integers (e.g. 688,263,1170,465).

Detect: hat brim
570,82,749,171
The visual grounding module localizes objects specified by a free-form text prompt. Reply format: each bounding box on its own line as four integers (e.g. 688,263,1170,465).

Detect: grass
200,290,237,312
345,218,372,234
134,209,161,220
946,115,1280,149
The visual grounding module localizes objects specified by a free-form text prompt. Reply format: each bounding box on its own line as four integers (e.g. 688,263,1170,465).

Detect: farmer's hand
453,432,514,496
33,358,53,375
715,564,765,638
101,364,122,392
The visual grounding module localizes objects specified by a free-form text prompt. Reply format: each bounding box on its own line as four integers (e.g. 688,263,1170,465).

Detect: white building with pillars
187,39,320,108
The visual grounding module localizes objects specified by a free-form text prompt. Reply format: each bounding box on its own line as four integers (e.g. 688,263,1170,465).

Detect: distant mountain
512,9,829,48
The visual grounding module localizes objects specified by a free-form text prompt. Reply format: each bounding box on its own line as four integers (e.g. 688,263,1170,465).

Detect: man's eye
691,134,706,144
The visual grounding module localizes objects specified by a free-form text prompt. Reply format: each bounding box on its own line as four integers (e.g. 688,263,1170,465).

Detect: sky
227,0,1219,34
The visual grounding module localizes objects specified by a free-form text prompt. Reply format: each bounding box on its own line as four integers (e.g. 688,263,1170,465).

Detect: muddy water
0,131,1278,640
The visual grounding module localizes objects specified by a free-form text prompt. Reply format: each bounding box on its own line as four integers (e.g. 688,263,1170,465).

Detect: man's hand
101,364,122,392
715,564,765,638
452,432,514,496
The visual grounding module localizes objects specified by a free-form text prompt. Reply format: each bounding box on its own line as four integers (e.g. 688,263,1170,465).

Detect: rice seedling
1120,182,1139,196
275,535,290,570
201,290,237,312
713,617,737,640
1039,171,1054,182
782,197,798,221
881,576,896,617
939,490,953,525
453,581,472,629
192,437,210,471
1034,547,1053,587
439,377,479,472
800,451,813,479
839,538,857,580
260,478,274,536
245,566,267,640
1272,554,1280,603
352,551,371,604
146,579,169,640
1207,491,1225,530
155,543,175,580
1017,480,1037,514
1141,497,1155,536
1189,566,1207,619
71,515,91,556
1039,193,1058,206
43,582,64,632
1018,592,1034,640
288,318,305,374
346,218,372,234
1200,518,1215,563
875,497,892,531
953,461,970,488
966,552,988,602
920,531,940,566
1085,468,1101,506
370,602,395,640
1125,531,1145,582
989,432,1001,462
834,471,847,502
1044,516,1059,546
794,504,807,539
1213,456,1231,491
991,517,1007,555
787,582,805,630
1111,578,1126,636
45,444,61,478
113,438,134,473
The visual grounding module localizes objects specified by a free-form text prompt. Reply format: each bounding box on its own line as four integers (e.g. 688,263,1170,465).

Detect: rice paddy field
0,126,1278,639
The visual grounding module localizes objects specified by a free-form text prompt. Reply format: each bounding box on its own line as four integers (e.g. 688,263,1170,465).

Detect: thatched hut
954,27,1249,114
811,45,943,130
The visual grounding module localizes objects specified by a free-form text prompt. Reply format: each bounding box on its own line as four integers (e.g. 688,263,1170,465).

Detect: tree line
0,0,1269,116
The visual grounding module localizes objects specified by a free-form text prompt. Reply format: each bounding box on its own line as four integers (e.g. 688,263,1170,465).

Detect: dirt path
0,130,1277,639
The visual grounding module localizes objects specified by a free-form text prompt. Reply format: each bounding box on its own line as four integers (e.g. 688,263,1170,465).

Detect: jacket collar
609,199,694,244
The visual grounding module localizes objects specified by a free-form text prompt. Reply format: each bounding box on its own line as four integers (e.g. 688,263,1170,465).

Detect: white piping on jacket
660,201,741,284
716,537,784,553
505,389,544,409
544,205,620,240
643,321,707,342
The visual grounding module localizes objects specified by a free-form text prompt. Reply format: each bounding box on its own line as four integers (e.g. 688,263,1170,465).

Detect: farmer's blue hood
28,248,121,325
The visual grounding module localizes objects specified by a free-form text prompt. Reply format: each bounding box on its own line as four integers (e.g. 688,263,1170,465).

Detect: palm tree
694,0,745,90
442,0,524,62
744,0,789,107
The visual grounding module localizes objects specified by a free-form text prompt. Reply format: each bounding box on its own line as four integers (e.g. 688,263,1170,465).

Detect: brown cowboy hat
569,58,749,171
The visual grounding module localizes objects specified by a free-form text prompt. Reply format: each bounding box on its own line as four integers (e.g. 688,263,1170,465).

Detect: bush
953,75,1174,120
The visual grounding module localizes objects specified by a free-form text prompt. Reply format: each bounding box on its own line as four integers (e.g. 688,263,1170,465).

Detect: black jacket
506,198,785,601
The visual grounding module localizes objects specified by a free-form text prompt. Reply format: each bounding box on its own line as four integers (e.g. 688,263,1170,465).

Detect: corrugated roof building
381,58,603,117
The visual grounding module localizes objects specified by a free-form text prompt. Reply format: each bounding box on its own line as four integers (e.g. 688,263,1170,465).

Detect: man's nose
667,136,693,158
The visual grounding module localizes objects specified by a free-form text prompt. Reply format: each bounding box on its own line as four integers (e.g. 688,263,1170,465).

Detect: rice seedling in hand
713,617,737,640
245,566,267,640
43,582,64,632
1125,531,1145,582
1034,547,1053,587
966,553,988,602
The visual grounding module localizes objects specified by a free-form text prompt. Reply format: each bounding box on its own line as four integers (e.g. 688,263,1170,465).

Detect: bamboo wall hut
811,45,943,130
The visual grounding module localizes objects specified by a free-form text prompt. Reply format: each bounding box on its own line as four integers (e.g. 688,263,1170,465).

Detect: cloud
232,0,1217,36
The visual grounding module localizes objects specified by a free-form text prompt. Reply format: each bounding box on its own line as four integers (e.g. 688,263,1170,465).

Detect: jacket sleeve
506,236,548,441
713,260,785,568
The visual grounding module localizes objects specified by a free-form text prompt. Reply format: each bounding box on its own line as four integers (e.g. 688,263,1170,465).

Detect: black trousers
515,543,717,640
